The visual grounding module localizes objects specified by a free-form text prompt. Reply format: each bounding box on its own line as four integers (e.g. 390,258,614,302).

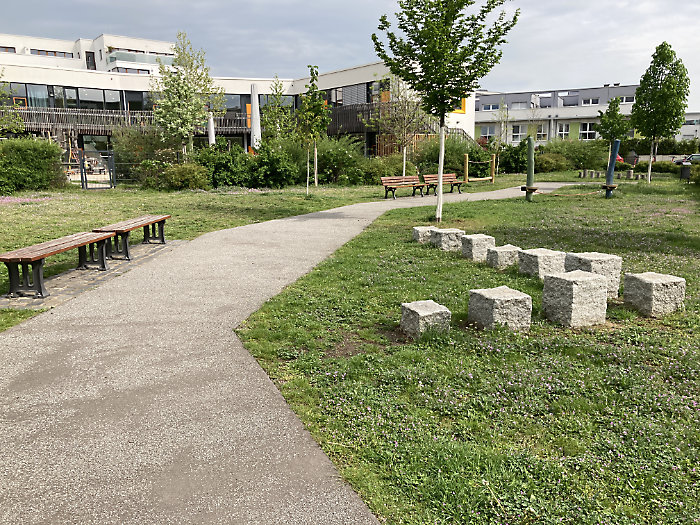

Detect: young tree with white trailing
151,31,225,156
596,97,630,161
296,65,331,192
261,75,296,144
373,0,519,221
631,41,689,183
492,97,510,174
364,75,435,176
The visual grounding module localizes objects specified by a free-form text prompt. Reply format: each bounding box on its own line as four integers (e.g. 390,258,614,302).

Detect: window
558,123,570,139
511,124,525,142
64,88,78,109
104,90,121,110
480,125,496,139
580,122,597,140
0,46,16,53
510,101,528,110
482,103,499,111
582,98,600,106
110,67,150,75
621,96,635,104
536,124,548,141
30,49,73,58
27,84,49,107
78,88,104,110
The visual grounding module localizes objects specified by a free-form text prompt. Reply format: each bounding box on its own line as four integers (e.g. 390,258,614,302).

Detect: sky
3,0,700,109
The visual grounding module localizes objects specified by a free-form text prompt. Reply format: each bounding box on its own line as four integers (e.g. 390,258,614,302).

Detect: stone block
430,228,466,252
518,248,567,279
543,270,608,327
413,226,437,244
461,234,496,262
468,286,532,332
624,272,686,317
400,300,451,339
565,252,622,298
486,244,521,269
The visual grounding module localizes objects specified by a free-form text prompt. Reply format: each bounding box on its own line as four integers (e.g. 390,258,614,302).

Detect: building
475,84,699,145
0,32,475,153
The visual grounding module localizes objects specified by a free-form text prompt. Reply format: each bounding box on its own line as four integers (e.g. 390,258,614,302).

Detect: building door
85,51,96,70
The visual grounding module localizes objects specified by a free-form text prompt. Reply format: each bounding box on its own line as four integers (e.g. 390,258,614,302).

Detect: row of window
31,49,74,58
110,67,151,75
0,46,16,53
478,95,635,111
109,47,174,57
480,122,599,142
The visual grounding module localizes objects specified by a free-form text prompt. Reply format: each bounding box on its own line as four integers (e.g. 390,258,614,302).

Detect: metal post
464,153,469,183
79,149,86,190
605,139,621,199
490,154,496,183
526,137,535,202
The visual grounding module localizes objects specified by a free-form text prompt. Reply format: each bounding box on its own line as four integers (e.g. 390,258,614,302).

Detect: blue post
605,139,621,198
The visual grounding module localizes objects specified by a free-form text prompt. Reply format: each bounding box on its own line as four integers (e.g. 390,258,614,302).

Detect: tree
492,97,510,174
373,0,519,221
363,75,435,177
260,75,296,143
0,68,25,137
596,97,630,161
631,42,689,183
296,65,331,192
151,31,225,156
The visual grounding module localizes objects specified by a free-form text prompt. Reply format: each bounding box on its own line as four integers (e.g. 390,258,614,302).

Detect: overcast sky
3,0,699,109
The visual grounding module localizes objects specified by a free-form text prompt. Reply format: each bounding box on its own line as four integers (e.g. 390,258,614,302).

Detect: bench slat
93,214,171,234
0,232,114,263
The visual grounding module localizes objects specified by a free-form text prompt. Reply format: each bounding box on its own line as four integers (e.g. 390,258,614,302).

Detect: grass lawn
238,180,700,524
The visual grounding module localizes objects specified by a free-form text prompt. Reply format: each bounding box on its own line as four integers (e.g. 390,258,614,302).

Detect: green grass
238,180,700,524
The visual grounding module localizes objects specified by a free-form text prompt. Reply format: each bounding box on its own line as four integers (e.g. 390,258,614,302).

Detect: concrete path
0,184,571,524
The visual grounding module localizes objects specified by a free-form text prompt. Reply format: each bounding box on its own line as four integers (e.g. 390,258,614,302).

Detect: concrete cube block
468,286,532,332
400,300,451,339
461,234,496,262
543,270,608,327
413,226,437,244
624,272,686,317
430,228,466,252
565,252,622,298
519,248,567,279
486,244,521,269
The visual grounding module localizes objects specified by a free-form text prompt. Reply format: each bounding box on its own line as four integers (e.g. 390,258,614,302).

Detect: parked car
674,153,700,165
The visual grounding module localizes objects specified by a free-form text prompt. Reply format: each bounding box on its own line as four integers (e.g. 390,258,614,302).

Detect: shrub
191,141,255,187
691,165,700,184
415,136,490,178
634,161,679,175
254,141,298,188
541,139,607,170
363,153,418,184
616,162,634,172
112,127,179,181
315,136,366,185
499,141,528,174
159,163,210,191
535,153,571,173
0,138,64,194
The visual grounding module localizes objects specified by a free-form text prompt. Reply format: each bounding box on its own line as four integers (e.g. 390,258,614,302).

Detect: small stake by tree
296,65,331,193
363,75,435,176
596,97,630,160
151,31,225,157
0,68,25,137
631,41,690,183
373,0,519,221
261,75,296,144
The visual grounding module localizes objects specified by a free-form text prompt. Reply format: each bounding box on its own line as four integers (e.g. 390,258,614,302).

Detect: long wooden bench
0,232,114,298
422,173,464,195
93,214,171,260
380,176,427,199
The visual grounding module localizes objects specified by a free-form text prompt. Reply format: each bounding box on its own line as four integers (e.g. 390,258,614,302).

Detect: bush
691,165,700,184
254,141,299,188
535,152,571,173
191,141,255,187
499,141,528,174
363,153,418,184
0,138,65,194
112,127,179,181
634,161,680,175
159,163,210,191
541,139,607,170
616,162,634,172
415,136,490,178
316,136,366,185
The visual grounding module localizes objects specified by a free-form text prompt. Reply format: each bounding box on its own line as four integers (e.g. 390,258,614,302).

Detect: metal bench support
4,260,48,298
106,232,131,260
77,241,108,271
143,220,166,244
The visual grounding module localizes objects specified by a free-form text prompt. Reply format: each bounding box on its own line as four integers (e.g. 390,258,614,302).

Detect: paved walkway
0,184,571,524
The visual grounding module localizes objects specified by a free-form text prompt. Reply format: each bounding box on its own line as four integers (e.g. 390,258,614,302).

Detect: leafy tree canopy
0,68,26,137
596,97,630,145
296,65,331,146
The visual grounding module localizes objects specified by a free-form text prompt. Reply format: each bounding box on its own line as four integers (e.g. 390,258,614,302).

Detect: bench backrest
381,176,422,185
422,173,458,183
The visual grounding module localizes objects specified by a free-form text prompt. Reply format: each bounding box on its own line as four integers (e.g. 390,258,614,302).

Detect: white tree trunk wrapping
306,148,310,196
314,140,318,186
402,147,407,177
436,124,445,222
647,141,654,183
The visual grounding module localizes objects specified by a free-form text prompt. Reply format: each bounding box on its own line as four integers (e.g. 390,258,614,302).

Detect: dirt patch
325,332,369,359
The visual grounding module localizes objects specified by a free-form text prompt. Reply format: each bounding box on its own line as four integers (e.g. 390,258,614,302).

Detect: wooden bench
422,173,464,195
380,176,426,199
0,232,115,298
93,214,171,261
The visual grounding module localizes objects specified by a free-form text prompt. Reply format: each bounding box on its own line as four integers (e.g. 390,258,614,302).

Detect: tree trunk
306,147,310,196
436,116,445,223
402,147,407,177
314,140,318,187
647,140,654,183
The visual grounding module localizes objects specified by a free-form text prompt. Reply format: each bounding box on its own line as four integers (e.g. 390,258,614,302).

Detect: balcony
107,51,174,66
